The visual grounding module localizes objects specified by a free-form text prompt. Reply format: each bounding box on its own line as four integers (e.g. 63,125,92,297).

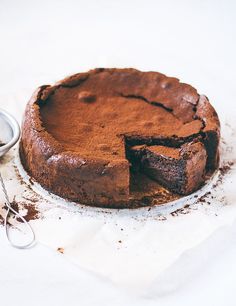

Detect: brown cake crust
19,68,220,208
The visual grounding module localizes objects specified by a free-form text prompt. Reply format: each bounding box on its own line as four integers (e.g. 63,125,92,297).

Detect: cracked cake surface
20,68,220,208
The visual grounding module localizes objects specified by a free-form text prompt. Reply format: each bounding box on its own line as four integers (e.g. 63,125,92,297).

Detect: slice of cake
129,141,207,195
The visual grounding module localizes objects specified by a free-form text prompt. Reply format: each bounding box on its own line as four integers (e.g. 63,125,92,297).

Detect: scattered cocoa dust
170,160,235,217
155,215,167,221
170,205,191,217
10,200,40,222
0,165,43,226
197,191,212,204
22,195,39,203
13,165,22,181
0,200,39,226
2,153,234,224
212,161,235,188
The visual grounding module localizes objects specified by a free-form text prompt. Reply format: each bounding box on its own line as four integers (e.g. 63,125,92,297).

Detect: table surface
0,1,236,305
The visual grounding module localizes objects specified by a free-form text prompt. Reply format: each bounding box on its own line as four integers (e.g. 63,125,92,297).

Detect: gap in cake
124,135,208,206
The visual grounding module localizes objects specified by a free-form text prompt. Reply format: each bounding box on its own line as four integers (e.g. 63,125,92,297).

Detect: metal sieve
0,109,35,249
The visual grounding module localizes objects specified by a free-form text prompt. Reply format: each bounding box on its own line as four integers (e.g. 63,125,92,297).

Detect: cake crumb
57,247,64,254
171,207,190,216
197,191,211,204
157,215,167,221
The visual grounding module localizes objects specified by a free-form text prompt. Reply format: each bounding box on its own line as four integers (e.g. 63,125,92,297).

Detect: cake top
38,68,217,160
130,140,205,160
131,144,181,159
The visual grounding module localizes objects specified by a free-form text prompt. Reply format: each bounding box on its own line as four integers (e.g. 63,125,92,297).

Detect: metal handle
0,109,36,248
0,172,36,249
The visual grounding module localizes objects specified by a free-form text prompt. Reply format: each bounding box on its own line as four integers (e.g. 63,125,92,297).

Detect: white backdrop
0,1,236,305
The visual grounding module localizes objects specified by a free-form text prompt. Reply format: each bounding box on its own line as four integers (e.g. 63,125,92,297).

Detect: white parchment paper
1,1,236,304
0,91,235,298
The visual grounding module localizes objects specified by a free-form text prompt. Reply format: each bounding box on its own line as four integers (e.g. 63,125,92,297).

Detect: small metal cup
0,109,20,157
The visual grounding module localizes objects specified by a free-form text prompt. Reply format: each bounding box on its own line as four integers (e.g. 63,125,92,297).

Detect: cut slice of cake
129,141,207,195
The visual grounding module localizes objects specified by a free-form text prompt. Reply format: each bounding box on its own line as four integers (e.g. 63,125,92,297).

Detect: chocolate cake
20,68,220,208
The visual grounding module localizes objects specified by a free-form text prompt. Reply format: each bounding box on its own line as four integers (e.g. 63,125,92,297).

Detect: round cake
20,68,220,208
